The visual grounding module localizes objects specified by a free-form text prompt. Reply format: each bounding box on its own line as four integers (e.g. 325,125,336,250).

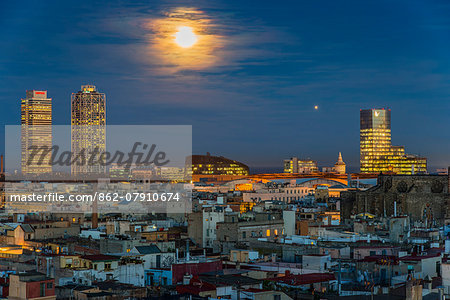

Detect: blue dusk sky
0,0,449,171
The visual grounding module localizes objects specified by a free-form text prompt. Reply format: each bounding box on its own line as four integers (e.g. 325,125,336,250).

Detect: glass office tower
360,108,426,174
71,85,106,175
21,90,52,175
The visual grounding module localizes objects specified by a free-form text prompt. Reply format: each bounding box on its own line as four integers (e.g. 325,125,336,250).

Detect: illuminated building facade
188,153,249,176
109,163,132,179
156,167,186,181
360,108,426,174
284,157,318,174
334,152,346,174
71,85,106,175
131,167,154,179
21,90,52,174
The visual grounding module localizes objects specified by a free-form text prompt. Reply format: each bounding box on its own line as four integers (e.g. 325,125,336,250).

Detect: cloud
73,3,303,108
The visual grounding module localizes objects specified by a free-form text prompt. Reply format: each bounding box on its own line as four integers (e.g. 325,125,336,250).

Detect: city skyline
8,87,445,173
13,86,440,174
0,1,449,170
1,1,450,298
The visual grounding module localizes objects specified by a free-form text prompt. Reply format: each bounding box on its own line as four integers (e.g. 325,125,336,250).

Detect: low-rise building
80,254,120,272
239,288,292,300
187,208,225,249
145,268,172,287
353,246,400,260
8,271,56,300
230,249,260,262
443,262,450,296
130,245,175,269
302,254,332,271
215,218,284,250
266,272,337,293
398,254,441,279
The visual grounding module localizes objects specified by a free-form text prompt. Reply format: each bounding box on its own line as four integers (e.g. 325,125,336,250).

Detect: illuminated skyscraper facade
360,108,426,174
21,90,52,174
71,85,106,175
284,157,318,174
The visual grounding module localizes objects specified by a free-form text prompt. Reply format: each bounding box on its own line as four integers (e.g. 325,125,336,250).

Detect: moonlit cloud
142,7,226,73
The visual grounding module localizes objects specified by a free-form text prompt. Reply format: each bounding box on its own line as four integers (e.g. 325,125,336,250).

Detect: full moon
174,26,198,48
314,105,319,110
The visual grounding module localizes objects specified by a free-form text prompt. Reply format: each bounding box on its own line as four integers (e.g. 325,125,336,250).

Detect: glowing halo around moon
174,26,198,48
145,7,224,73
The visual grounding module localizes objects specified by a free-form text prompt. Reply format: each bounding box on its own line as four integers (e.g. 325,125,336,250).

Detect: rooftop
268,273,336,286
80,254,120,262
133,245,161,255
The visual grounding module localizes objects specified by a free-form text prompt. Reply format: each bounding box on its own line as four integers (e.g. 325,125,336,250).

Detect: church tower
334,152,346,174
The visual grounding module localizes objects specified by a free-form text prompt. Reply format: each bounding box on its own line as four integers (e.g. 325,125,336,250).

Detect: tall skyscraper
21,90,52,174
71,85,106,175
360,108,426,174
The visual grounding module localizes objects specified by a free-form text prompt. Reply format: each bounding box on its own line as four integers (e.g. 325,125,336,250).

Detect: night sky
1,0,449,171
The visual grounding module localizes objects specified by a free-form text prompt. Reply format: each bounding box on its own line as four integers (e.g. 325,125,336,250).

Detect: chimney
91,212,98,229
91,193,98,229
91,180,103,229
186,239,190,262
92,203,98,229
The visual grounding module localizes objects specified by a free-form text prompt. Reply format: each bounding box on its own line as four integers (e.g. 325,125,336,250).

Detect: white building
443,263,450,295
130,245,176,269
243,184,313,203
302,254,332,271
80,229,103,240
283,210,296,236
203,209,225,249
73,261,145,287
